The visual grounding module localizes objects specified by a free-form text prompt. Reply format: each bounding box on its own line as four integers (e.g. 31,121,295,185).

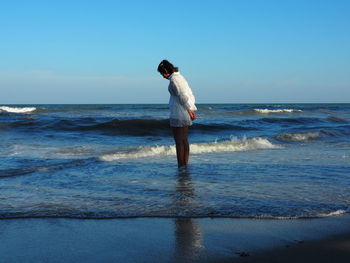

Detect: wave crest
276,129,346,142
253,109,302,114
276,131,322,142
100,136,281,161
4,118,253,136
0,106,37,113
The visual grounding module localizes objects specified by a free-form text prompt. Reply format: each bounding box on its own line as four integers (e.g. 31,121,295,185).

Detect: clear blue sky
0,0,349,104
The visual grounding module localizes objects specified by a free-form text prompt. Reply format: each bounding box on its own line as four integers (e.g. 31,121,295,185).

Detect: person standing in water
157,60,197,168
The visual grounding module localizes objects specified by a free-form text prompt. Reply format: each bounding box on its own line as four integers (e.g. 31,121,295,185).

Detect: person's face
161,73,171,79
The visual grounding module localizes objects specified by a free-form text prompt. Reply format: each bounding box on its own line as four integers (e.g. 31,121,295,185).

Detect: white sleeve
171,76,191,110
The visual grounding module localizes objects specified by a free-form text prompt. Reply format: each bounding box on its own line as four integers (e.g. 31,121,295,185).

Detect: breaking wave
318,209,348,217
276,129,346,142
100,136,281,161
276,131,323,142
249,209,349,220
253,109,302,114
0,106,37,113
236,109,303,115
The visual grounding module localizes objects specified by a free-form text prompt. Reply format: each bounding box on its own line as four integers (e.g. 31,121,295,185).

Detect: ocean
0,104,349,219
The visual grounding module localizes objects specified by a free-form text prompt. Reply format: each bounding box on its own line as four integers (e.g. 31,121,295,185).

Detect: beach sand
0,215,349,262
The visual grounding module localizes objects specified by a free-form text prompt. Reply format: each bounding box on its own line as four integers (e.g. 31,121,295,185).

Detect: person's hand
187,109,197,120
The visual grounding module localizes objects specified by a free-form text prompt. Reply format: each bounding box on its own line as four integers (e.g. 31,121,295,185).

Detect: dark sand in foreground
0,215,350,262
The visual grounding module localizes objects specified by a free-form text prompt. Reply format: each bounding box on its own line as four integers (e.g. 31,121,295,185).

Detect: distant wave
236,109,303,115
71,119,253,134
76,119,170,136
254,116,349,125
4,118,253,136
276,129,346,142
276,131,323,142
0,106,36,113
34,105,116,113
198,106,213,110
254,109,302,114
100,136,281,161
327,116,348,123
259,117,321,124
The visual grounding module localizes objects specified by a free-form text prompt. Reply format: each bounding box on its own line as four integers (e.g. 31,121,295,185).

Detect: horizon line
1,102,350,105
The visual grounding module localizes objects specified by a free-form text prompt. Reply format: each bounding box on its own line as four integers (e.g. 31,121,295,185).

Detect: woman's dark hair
157,60,179,75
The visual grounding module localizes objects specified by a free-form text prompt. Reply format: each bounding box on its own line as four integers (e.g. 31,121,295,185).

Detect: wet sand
0,215,349,262
235,233,350,263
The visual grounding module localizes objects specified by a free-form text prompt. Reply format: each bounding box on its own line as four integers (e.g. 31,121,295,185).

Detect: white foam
254,109,302,114
6,144,98,159
318,209,347,217
0,106,36,113
252,210,348,220
277,131,321,142
100,136,281,161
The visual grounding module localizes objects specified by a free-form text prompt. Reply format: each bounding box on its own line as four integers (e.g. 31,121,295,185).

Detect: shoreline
1,212,348,220
1,214,350,262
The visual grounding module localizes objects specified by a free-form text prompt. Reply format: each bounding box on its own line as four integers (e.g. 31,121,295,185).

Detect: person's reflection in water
173,170,203,262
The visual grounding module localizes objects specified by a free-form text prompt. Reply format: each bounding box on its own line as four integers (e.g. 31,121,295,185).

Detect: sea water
0,104,349,219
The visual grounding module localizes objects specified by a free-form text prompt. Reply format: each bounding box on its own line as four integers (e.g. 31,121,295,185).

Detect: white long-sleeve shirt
168,72,197,127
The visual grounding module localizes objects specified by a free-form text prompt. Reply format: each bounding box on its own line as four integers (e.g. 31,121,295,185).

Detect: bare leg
173,127,185,167
183,126,190,167
172,126,190,168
